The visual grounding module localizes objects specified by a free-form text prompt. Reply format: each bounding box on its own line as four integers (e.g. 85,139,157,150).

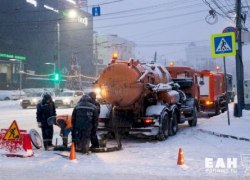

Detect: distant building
185,43,219,71
94,34,135,75
0,0,94,89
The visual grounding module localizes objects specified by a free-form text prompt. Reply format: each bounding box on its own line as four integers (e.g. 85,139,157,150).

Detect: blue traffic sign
211,32,236,58
92,6,101,16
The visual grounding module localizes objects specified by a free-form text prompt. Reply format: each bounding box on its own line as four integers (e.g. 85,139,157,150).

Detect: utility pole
234,0,244,117
153,51,157,63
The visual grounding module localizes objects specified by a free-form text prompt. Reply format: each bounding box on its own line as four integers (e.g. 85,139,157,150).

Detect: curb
197,129,250,142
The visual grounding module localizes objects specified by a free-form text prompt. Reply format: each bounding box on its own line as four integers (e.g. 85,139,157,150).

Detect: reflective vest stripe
76,106,95,111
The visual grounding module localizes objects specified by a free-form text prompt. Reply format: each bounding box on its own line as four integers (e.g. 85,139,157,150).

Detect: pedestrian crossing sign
3,120,21,140
211,32,236,58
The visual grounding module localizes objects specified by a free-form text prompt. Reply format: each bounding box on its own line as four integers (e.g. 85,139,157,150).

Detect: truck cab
166,66,200,110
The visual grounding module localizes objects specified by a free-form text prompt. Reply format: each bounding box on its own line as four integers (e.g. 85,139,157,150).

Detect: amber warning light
112,52,118,60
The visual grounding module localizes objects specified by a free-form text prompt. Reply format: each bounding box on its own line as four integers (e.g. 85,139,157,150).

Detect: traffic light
53,71,61,83
54,73,59,81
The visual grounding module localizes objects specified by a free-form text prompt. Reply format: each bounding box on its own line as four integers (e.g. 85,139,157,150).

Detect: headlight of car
32,98,38,103
20,99,23,103
63,98,70,104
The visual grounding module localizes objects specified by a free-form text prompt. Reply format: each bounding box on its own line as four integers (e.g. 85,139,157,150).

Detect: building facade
0,0,94,89
94,34,135,75
185,43,219,71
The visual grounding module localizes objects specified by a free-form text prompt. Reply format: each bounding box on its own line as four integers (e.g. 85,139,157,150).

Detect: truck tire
214,102,220,115
169,111,178,136
188,106,197,127
157,112,169,141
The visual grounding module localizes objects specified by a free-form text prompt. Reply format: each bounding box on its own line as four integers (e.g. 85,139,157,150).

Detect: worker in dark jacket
36,93,56,150
71,95,98,154
88,92,100,149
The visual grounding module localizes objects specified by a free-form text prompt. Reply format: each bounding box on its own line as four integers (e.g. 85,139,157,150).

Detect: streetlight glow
68,9,78,19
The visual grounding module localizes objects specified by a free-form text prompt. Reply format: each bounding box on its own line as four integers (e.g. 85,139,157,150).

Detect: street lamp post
57,22,60,70
45,62,56,89
56,9,78,72
45,62,56,75
10,59,23,99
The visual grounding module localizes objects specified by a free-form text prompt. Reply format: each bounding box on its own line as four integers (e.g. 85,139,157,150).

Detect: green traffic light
55,73,59,81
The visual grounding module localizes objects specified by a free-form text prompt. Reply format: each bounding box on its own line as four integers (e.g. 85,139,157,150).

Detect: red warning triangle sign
3,120,21,140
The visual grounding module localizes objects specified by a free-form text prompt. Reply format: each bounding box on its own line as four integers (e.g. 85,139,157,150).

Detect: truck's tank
95,59,172,107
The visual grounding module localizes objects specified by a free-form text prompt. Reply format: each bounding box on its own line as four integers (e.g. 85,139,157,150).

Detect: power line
127,18,204,40
211,0,235,22
0,0,236,29
94,2,204,21
88,0,125,7
94,10,206,29
135,40,209,47
96,0,198,16
0,7,209,33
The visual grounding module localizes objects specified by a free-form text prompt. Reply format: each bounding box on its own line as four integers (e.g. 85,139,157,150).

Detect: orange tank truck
94,57,198,141
199,70,227,115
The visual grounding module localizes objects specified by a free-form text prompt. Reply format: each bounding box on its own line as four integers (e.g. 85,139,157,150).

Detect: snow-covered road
0,101,249,179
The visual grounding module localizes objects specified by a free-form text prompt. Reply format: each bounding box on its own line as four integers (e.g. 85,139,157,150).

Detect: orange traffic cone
69,142,76,160
177,148,184,165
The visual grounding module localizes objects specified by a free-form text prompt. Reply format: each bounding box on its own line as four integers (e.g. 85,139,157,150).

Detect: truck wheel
169,111,178,136
157,112,169,141
214,102,220,115
188,106,197,127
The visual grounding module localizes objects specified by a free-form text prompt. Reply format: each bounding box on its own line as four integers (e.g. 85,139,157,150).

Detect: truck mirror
199,75,204,85
199,80,204,85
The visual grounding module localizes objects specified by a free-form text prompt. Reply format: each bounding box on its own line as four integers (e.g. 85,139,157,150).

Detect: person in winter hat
36,92,56,150
88,92,100,149
71,94,98,153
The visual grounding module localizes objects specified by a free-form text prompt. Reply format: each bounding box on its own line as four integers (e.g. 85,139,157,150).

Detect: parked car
54,90,84,108
0,90,26,100
20,91,55,109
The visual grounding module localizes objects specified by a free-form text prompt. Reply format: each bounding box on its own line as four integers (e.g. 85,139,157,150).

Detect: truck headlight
94,87,101,99
205,101,213,105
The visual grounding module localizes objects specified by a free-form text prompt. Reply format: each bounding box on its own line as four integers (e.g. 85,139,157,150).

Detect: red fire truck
199,70,227,115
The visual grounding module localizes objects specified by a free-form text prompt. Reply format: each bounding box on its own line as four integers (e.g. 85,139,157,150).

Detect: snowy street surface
0,101,250,179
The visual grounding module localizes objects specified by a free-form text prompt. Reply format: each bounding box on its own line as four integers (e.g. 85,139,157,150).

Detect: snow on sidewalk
198,103,250,140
